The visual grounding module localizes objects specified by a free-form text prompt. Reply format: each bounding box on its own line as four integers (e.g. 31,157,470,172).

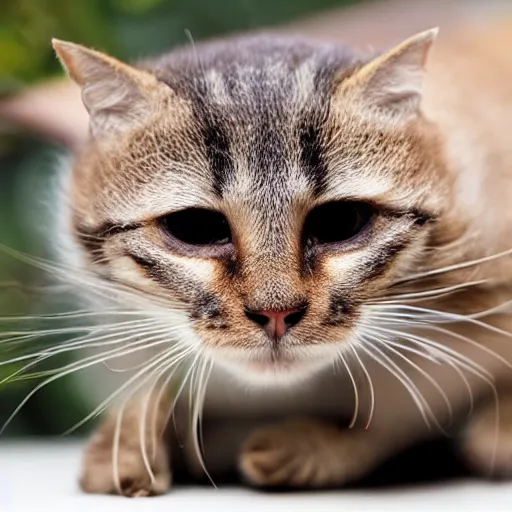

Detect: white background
2,441,512,512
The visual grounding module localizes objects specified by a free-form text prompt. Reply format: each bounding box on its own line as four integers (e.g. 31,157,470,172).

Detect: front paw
79,417,171,497
239,418,349,488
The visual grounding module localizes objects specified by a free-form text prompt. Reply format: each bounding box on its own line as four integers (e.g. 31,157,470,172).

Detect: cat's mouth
212,344,338,384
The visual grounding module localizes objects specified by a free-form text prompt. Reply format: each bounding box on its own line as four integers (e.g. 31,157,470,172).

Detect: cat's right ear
334,29,438,123
52,39,169,139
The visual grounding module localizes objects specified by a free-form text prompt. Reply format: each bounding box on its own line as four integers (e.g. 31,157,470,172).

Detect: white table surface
1,441,512,511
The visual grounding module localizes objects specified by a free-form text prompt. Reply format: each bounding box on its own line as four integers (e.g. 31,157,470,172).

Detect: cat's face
56,31,450,384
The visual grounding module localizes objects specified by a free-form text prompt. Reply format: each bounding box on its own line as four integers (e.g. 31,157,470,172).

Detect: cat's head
54,30,452,385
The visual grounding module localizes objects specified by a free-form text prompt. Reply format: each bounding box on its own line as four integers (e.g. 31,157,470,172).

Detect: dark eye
304,201,375,246
159,208,232,246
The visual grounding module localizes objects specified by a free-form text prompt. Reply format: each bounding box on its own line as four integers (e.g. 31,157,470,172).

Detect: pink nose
245,307,306,339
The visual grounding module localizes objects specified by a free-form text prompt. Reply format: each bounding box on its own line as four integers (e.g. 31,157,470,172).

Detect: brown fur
50,22,512,495
79,390,172,496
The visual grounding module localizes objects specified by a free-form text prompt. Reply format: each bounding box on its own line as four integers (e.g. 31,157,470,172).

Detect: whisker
368,306,512,374
374,279,490,304
392,247,512,286
364,325,494,378
1,333,181,434
139,368,171,485
359,341,440,432
108,350,182,496
62,342,192,435
366,324,500,431
362,323,473,418
422,324,512,372
190,354,215,487
139,347,195,483
0,320,182,371
349,345,375,430
0,309,164,323
150,362,188,461
337,351,359,428
0,326,158,386
467,300,512,320
0,242,184,311
0,317,164,348
360,325,492,422
368,304,512,340
368,335,454,424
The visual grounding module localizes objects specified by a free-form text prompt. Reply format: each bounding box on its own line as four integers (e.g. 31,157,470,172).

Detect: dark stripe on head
202,117,234,197
299,122,328,196
249,116,288,191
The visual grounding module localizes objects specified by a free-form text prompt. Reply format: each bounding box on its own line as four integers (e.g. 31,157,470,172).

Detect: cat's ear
52,39,167,138
337,28,438,122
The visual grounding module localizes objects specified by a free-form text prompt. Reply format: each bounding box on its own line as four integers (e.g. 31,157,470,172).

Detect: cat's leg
239,417,404,487
459,386,512,478
79,390,173,497
238,332,494,488
238,372,435,487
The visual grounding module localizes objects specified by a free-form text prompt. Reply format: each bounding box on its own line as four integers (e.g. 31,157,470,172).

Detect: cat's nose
244,307,306,339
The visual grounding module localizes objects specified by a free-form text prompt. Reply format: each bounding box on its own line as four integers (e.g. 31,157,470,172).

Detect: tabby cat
48,23,512,495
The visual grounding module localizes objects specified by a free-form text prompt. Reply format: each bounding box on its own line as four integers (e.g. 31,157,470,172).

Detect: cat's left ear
52,39,170,139
336,28,438,122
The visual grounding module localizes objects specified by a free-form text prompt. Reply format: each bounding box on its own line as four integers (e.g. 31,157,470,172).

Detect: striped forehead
144,36,366,203
104,37,404,225
188,60,332,200
202,57,318,107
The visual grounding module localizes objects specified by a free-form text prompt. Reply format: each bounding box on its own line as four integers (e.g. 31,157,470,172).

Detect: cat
47,21,512,496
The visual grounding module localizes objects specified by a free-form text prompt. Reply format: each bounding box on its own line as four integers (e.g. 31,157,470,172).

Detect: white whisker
374,279,490,304
191,354,215,487
337,351,359,428
368,334,453,424
365,325,493,378
1,332,184,434
139,347,195,483
349,346,375,429
359,341,441,432
64,342,192,435
392,247,512,286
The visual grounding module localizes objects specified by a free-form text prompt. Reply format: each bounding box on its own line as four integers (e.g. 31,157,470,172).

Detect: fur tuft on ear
52,39,168,138
337,28,438,122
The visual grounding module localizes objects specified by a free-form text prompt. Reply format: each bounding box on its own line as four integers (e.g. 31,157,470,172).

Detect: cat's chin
212,348,338,387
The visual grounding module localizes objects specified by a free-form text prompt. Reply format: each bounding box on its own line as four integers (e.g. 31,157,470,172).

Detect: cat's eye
304,201,375,246
159,208,232,247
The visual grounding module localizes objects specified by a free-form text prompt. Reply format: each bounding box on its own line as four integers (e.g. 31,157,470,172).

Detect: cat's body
49,21,512,495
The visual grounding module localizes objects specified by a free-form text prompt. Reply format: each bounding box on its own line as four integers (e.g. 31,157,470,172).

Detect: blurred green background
0,0,361,437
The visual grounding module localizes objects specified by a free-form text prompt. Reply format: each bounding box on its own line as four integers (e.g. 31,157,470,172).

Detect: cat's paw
461,396,512,478
239,418,356,488
79,418,171,497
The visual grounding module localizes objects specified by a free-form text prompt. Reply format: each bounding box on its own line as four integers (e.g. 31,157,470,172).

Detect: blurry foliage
0,0,358,436
0,0,355,90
